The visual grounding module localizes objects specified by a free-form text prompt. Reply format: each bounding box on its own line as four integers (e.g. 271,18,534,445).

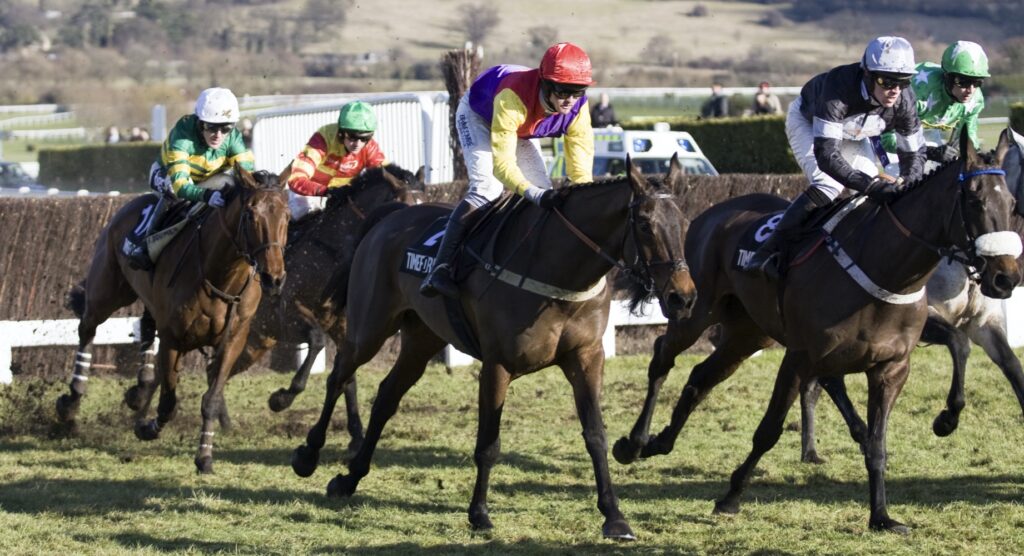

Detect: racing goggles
872,73,912,91
951,75,985,89
340,131,374,143
550,83,588,100
201,121,235,135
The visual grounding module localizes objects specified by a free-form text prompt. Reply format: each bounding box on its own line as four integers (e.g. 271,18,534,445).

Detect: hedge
623,115,800,175
37,142,160,192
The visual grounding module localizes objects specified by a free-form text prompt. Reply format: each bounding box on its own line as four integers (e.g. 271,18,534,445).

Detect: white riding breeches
786,98,879,201
456,94,551,209
288,191,327,220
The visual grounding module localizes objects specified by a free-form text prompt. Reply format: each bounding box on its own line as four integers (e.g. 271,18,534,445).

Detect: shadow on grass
109,532,256,553
310,539,701,555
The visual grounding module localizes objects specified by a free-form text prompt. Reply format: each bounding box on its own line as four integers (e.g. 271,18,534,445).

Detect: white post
0,343,11,385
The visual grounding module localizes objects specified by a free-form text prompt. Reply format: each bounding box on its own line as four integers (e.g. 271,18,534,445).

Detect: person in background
751,81,782,115
420,42,595,299
590,92,618,127
240,117,254,148
122,87,254,270
700,83,729,118
286,100,387,219
105,126,120,144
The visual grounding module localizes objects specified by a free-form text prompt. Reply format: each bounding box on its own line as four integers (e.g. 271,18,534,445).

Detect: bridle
552,189,688,298
216,188,286,275
883,167,1008,280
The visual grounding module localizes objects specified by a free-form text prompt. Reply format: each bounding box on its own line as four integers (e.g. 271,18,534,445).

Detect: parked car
0,162,44,190
550,126,719,179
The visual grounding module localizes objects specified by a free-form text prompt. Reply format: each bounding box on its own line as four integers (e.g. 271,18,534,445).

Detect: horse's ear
664,152,683,190
415,166,425,184
995,127,1012,167
235,162,256,189
961,126,982,168
382,166,405,193
626,154,647,195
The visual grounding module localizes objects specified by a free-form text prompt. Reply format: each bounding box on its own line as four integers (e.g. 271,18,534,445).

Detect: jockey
742,36,926,279
123,87,255,270
880,40,988,166
420,42,595,298
287,100,387,219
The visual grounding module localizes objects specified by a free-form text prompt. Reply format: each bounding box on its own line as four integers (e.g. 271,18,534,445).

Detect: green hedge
1011,103,1024,134
622,115,800,174
38,142,160,192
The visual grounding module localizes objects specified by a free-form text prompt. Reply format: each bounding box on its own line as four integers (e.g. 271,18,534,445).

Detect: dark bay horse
224,165,423,443
56,166,290,474
798,129,1024,461
613,129,1020,532
291,157,696,539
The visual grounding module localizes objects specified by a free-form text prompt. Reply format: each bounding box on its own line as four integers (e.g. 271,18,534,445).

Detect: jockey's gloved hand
538,189,565,210
864,177,901,204
203,189,226,208
926,144,959,163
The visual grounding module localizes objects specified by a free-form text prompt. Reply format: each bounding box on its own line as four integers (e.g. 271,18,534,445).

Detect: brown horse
613,129,1020,533
223,165,423,443
290,157,696,539
56,166,290,474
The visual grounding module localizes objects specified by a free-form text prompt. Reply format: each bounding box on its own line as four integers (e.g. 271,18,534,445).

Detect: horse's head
325,164,426,217
953,128,1022,298
231,164,290,295
621,154,696,320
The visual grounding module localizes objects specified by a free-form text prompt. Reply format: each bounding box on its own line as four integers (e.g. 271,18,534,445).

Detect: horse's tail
65,280,87,318
320,201,411,311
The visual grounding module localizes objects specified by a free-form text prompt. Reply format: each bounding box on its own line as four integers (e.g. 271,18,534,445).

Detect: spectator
128,126,147,142
104,125,120,144
700,83,729,118
240,117,254,148
751,81,782,115
138,127,151,141
590,92,618,127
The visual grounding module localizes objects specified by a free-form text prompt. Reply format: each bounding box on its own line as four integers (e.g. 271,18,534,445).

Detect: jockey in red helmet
420,42,596,299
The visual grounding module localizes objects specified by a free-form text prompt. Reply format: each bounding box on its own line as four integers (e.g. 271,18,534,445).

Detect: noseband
216,192,285,273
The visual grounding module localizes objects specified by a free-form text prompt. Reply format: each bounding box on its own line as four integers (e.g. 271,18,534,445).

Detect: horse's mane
323,164,420,211
902,149,1001,194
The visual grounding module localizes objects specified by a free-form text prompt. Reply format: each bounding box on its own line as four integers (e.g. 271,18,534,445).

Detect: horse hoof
469,509,493,531
268,390,295,412
291,444,319,478
123,385,145,411
134,420,160,441
639,435,672,458
713,497,740,515
195,456,214,475
602,518,636,541
55,394,79,422
612,437,641,465
932,411,959,437
870,517,910,535
326,475,357,498
801,451,827,465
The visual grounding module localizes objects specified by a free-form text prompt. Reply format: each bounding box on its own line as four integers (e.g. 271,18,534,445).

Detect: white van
550,125,718,179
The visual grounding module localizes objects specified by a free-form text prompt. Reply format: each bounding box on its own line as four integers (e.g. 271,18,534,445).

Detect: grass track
2,346,1023,554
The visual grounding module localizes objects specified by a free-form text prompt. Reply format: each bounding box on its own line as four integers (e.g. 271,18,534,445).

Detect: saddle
130,196,206,265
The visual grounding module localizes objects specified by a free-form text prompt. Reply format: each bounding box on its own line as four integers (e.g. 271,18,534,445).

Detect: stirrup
420,264,458,298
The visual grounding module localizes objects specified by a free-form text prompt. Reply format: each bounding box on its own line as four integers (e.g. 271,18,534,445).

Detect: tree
457,3,499,48
526,25,558,60
302,0,350,33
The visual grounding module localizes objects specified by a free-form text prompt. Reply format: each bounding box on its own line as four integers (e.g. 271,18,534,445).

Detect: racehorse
223,165,423,446
613,129,1020,532
798,129,1024,462
290,157,696,539
57,166,290,474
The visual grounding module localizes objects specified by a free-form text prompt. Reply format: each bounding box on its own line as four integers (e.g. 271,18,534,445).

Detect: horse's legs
124,309,158,411
920,316,971,436
194,325,252,474
641,314,771,459
291,321,403,478
713,350,803,515
466,360,511,532
133,346,182,441
338,352,365,453
325,321,444,497
863,359,911,534
564,345,636,540
269,325,324,412
969,319,1024,421
613,310,711,464
800,376,867,463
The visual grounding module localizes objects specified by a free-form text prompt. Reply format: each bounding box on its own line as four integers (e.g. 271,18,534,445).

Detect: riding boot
419,201,479,298
123,195,170,271
741,191,825,280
